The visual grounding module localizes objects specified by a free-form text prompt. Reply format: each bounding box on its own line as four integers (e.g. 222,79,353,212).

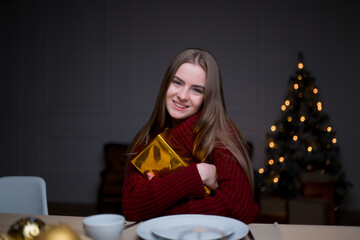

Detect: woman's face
166,63,206,125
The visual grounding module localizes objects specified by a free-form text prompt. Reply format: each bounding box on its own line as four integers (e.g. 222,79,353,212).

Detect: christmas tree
256,53,351,208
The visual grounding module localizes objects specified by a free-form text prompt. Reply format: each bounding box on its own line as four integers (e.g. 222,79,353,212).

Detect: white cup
83,214,125,240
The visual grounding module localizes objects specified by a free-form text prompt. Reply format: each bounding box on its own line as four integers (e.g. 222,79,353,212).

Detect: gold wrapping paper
131,130,211,194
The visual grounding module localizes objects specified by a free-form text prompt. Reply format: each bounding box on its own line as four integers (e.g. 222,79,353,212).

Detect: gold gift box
131,130,211,195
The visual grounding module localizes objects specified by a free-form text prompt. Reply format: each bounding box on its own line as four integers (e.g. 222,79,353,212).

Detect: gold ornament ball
37,223,80,240
0,232,14,240
8,217,45,240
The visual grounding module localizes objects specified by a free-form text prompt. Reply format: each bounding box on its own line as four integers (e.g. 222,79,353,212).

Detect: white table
1,213,359,240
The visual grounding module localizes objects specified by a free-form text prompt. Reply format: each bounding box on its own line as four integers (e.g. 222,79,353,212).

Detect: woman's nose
177,88,189,101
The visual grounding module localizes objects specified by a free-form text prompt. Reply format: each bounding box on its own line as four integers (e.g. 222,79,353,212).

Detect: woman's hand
146,172,154,180
196,163,219,190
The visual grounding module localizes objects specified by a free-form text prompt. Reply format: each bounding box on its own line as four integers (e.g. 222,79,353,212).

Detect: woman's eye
172,79,182,86
192,88,204,94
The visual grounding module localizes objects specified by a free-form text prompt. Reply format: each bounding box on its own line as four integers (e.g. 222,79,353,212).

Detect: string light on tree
317,101,323,111
273,177,279,183
298,62,304,69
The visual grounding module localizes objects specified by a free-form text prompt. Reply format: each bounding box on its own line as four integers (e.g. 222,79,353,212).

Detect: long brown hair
129,48,255,192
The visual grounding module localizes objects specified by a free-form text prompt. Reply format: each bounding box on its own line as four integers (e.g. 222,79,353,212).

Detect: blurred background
1,0,359,225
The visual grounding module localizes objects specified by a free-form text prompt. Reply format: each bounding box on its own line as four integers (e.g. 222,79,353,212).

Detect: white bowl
83,214,125,240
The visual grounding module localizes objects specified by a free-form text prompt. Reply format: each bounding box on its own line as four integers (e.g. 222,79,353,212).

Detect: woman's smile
173,100,188,109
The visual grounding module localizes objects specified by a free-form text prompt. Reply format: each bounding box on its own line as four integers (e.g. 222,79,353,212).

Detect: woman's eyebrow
174,76,184,83
174,76,205,90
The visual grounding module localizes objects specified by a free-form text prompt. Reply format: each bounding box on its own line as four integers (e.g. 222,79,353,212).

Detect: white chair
0,176,49,215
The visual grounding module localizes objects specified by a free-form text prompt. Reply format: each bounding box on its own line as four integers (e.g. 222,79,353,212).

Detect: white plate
136,214,249,240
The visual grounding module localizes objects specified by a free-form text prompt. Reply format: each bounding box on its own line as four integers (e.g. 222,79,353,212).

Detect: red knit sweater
122,113,259,223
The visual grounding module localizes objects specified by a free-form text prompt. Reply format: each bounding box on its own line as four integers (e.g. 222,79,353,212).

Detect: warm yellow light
268,159,274,165
327,127,332,132
259,168,264,174
307,146,313,152
307,164,312,170
313,88,318,94
294,83,299,90
285,100,290,106
281,105,286,111
273,177,279,183
293,135,298,141
321,169,326,174
317,102,323,111
279,156,285,162
332,138,337,143
269,142,275,148
298,62,304,69
298,75,302,80
300,116,306,122
271,125,276,132
287,116,292,122
326,159,331,165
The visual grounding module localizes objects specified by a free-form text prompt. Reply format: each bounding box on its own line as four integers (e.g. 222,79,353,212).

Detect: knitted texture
122,113,259,223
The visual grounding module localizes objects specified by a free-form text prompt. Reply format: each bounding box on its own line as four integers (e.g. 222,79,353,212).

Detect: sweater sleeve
122,147,259,223
121,162,206,221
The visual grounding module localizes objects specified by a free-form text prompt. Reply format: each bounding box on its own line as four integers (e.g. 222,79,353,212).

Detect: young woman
121,48,259,223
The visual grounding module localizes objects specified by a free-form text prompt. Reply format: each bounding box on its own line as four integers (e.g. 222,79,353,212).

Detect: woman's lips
173,100,188,109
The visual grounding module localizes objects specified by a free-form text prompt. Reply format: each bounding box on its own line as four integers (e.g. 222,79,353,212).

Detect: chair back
0,176,48,215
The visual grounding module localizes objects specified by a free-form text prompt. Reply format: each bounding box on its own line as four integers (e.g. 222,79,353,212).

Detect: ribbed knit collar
166,111,202,162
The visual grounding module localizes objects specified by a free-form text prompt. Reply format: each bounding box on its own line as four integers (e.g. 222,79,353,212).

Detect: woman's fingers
146,172,154,180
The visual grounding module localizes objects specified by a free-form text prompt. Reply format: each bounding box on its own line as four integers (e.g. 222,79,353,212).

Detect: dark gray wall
1,0,359,211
